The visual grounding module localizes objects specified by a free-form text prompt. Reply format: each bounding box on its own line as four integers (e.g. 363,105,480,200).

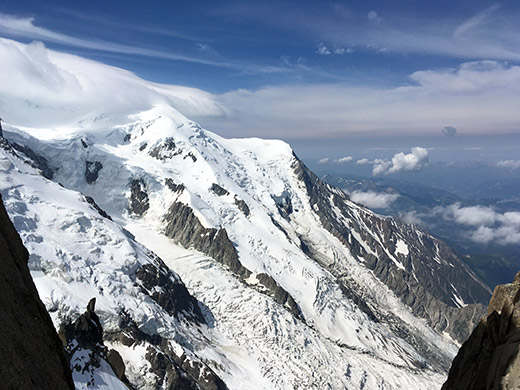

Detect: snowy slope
0,38,490,389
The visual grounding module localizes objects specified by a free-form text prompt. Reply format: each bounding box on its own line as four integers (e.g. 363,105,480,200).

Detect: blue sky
2,1,519,91
1,1,520,159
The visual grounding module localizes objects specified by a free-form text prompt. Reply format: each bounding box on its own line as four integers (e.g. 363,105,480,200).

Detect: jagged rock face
442,272,520,390
130,178,150,215
163,200,303,318
292,156,489,343
164,201,248,278
211,183,230,196
9,141,55,179
135,262,205,322
234,196,250,217
0,194,74,390
59,298,132,389
149,137,180,160
103,313,228,390
84,195,113,220
85,160,103,184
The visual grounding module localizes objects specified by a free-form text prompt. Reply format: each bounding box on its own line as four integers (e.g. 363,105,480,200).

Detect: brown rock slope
442,272,520,390
0,193,74,390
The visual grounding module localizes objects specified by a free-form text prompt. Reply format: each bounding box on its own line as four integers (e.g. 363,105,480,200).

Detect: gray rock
234,196,250,217
85,160,103,184
0,194,74,390
135,262,205,323
211,183,229,196
442,272,520,390
9,141,55,179
130,178,149,216
163,201,302,318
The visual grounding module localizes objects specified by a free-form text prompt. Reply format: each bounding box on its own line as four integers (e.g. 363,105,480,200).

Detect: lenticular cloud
0,38,225,129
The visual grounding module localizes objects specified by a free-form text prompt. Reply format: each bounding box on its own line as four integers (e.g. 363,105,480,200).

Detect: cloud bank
1,38,520,141
209,61,520,138
335,156,353,164
497,160,520,170
348,191,399,209
441,203,520,245
356,147,429,175
0,38,227,128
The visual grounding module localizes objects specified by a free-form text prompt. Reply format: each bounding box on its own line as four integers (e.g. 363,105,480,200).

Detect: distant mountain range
324,175,520,289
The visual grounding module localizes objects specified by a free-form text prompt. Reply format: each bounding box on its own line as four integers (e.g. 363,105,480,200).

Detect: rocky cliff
442,272,520,390
0,193,74,390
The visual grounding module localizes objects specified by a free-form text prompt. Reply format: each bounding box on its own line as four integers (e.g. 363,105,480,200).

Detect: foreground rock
0,193,74,390
442,272,520,390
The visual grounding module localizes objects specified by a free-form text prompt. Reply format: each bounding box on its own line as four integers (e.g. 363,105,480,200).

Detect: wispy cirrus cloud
214,3,520,62
0,13,286,74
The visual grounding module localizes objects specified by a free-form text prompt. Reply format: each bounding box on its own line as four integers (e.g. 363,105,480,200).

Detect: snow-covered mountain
0,38,491,389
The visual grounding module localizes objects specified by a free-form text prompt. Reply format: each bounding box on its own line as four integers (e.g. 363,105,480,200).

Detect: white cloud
359,147,429,175
497,160,520,169
0,13,287,75
316,43,331,55
441,203,520,245
210,61,520,138
399,211,424,226
335,156,353,163
317,157,330,164
387,147,429,174
372,159,392,175
348,191,399,209
2,38,520,141
0,38,227,127
356,158,371,165
367,11,382,24
445,204,497,226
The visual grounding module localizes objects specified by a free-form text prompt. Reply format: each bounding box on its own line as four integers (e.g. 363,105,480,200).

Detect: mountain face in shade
0,191,74,390
442,272,520,390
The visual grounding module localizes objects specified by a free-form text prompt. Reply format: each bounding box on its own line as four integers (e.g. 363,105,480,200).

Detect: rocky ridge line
442,272,520,390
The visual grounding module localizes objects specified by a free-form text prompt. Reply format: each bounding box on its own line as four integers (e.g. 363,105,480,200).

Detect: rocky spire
442,272,520,390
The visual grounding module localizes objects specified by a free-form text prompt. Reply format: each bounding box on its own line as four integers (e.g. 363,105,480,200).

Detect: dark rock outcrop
59,298,132,388
0,193,74,390
84,195,112,220
164,201,249,278
442,272,520,390
149,138,180,160
105,313,228,390
165,178,185,193
234,196,250,217
9,141,55,179
163,201,302,318
85,160,103,184
136,261,205,323
211,183,229,197
130,178,149,216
